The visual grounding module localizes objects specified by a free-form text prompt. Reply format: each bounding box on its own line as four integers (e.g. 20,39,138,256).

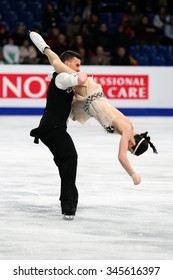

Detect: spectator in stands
59,0,83,24
162,15,173,44
46,27,61,53
0,46,4,64
11,23,27,46
81,13,100,55
82,0,93,21
30,24,44,64
55,33,69,55
2,0,173,65
78,47,90,65
89,45,110,65
126,3,142,28
71,34,86,53
32,24,42,34
135,15,160,45
94,22,111,54
110,23,131,53
19,38,38,64
2,37,20,64
111,46,131,66
39,56,49,65
120,14,135,39
0,23,8,46
84,13,100,37
66,14,82,45
42,3,61,31
153,6,170,39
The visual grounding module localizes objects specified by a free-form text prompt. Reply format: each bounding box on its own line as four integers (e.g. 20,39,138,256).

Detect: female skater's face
128,137,136,153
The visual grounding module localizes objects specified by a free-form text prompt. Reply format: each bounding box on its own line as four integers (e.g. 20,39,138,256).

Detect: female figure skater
29,31,158,186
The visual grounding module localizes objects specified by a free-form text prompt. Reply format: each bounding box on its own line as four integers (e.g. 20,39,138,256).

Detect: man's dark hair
60,50,81,62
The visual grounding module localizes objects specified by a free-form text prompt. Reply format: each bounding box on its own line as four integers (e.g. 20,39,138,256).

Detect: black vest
30,72,73,141
40,72,73,127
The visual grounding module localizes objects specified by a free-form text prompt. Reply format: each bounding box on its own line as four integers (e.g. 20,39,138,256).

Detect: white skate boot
29,31,50,53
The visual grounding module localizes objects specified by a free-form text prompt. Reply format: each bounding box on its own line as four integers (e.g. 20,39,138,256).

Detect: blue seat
3,11,18,23
100,12,112,24
141,45,157,58
167,56,173,66
113,13,123,25
157,45,171,58
135,54,150,66
108,23,116,33
28,1,42,17
9,20,21,33
151,55,166,66
11,1,27,12
1,1,12,17
29,20,42,30
129,45,141,57
28,1,42,9
18,11,34,23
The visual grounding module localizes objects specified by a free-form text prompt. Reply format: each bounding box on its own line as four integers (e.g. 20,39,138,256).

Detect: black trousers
40,127,78,214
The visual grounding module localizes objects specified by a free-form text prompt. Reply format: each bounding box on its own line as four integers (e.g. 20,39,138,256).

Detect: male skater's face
64,57,81,72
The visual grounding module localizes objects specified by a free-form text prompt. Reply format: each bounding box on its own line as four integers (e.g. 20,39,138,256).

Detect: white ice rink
0,116,173,260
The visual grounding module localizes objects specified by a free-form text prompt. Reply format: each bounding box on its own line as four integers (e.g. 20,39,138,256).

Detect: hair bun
140,132,150,142
140,131,158,154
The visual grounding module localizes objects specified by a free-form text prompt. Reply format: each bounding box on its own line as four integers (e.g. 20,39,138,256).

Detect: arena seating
1,0,173,66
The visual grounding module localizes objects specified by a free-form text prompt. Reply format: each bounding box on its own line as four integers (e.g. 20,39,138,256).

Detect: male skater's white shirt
55,72,79,90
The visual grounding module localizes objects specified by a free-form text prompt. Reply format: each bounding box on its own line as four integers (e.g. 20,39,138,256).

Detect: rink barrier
0,107,173,116
0,65,173,116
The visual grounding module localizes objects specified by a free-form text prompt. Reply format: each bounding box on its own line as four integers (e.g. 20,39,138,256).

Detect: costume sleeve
55,72,78,90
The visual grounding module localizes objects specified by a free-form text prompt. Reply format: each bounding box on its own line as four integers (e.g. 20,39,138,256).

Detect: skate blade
63,215,74,221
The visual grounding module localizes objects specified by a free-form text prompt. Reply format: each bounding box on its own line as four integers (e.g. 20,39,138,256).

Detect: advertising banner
0,65,173,115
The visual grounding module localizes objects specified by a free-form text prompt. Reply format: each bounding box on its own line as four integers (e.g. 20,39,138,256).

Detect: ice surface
0,116,173,260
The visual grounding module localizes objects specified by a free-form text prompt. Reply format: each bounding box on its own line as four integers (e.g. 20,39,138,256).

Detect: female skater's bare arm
118,132,141,185
115,120,141,185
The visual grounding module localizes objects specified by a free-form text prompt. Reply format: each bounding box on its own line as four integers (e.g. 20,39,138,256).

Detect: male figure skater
30,33,87,220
